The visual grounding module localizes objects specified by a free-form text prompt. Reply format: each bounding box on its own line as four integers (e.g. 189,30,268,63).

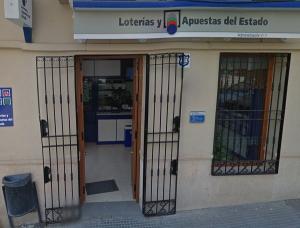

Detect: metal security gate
143,53,184,216
36,56,80,224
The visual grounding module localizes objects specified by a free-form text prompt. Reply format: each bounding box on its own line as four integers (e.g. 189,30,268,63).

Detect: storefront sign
190,111,205,124
0,88,14,127
74,9,300,40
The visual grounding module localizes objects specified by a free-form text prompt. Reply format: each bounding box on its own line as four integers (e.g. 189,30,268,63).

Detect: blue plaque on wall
0,88,14,127
190,111,205,124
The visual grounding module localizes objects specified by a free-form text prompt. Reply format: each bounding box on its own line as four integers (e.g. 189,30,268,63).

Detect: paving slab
47,199,300,228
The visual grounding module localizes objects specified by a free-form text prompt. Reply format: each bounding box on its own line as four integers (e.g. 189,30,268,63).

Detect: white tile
85,143,134,202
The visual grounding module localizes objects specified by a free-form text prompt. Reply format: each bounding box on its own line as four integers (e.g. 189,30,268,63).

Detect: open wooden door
132,57,143,200
75,56,86,204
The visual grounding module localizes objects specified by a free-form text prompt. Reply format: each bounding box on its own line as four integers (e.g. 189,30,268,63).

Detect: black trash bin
2,173,42,227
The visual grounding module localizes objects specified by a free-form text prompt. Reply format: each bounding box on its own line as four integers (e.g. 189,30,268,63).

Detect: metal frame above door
143,53,184,216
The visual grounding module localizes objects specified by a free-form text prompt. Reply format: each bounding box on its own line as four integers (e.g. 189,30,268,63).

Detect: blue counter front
96,113,132,144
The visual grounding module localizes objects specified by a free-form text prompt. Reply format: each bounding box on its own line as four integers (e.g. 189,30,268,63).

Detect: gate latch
40,119,49,137
173,116,180,133
170,160,178,175
44,166,52,183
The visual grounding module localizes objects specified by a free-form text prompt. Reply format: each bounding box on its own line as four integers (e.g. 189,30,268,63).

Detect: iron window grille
212,53,290,176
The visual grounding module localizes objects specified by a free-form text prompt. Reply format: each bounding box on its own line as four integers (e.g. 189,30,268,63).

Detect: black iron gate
36,56,80,224
143,53,184,216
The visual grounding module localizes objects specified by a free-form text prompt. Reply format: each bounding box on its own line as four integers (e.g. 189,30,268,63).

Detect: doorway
37,53,184,223
75,55,143,204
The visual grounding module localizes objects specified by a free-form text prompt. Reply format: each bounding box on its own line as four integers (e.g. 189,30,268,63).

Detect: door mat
86,180,119,195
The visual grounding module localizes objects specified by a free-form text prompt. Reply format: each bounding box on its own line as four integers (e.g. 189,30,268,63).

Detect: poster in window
0,87,14,127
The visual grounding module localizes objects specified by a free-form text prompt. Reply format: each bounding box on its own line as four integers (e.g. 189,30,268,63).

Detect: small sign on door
0,87,14,127
190,111,205,124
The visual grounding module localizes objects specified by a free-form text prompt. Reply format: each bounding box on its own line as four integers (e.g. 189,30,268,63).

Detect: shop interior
82,58,134,202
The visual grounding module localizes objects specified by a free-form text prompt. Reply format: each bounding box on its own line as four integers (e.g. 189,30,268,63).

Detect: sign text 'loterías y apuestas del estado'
74,9,300,39
119,16,268,28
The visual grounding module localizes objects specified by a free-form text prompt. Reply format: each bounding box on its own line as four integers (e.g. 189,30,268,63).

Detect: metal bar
148,132,175,134
43,57,54,221
276,55,290,172
58,57,67,205
249,58,257,161
51,58,61,208
271,56,284,160
150,55,157,202
44,134,77,138
74,57,81,206
162,54,171,201
66,57,74,203
149,62,178,65
255,58,264,160
219,57,226,164
224,56,230,170
36,66,74,69
168,53,178,211
229,57,235,160
147,141,179,144
156,54,164,214
212,54,224,175
142,55,150,214
231,58,238,163
36,57,47,221
237,57,243,172
42,144,78,148
244,57,250,162
173,53,184,213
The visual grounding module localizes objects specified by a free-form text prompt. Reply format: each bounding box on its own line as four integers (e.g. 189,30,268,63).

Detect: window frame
211,53,291,176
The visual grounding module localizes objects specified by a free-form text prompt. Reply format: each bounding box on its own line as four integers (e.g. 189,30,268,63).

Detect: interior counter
96,112,132,144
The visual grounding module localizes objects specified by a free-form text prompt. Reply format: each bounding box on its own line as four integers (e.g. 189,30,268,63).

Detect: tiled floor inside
85,143,133,203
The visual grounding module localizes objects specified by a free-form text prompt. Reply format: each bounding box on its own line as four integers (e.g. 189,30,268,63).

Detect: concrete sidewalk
51,199,300,228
